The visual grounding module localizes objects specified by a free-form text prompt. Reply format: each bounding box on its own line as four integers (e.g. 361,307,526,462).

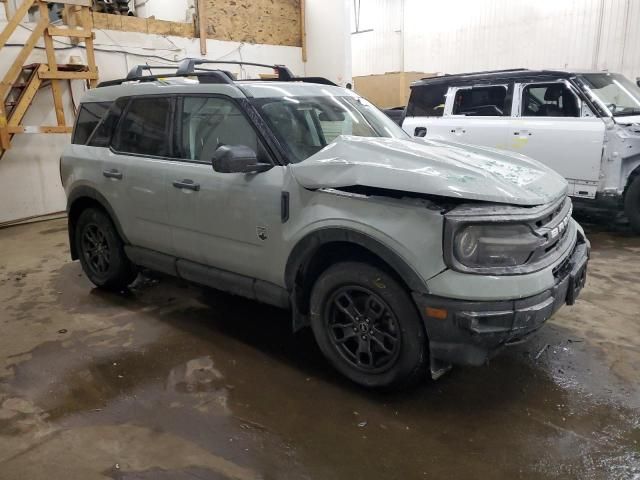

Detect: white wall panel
351,0,403,76
353,0,640,82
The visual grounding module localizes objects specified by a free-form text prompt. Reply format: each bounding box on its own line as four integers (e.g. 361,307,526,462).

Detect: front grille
529,197,573,265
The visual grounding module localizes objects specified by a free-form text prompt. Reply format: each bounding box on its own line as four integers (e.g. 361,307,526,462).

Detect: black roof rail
176,58,295,80
97,60,337,88
126,64,177,79
97,70,234,88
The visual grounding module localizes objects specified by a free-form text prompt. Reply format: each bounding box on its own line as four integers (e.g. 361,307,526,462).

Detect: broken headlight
451,223,544,269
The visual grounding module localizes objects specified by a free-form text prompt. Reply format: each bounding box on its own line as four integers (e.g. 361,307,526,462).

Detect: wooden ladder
0,0,98,152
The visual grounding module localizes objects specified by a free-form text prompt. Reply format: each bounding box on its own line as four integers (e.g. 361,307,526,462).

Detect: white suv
402,69,640,231
61,60,589,389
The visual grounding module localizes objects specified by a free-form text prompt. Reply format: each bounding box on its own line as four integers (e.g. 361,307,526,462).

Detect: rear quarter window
72,102,112,145
406,84,448,117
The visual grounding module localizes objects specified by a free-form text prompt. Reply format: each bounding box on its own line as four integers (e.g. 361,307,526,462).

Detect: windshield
251,95,409,163
578,73,640,117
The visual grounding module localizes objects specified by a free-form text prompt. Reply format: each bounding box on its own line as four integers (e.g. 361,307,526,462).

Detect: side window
73,102,111,145
178,96,266,162
521,83,580,117
452,86,507,116
113,96,173,157
87,98,127,148
406,85,448,117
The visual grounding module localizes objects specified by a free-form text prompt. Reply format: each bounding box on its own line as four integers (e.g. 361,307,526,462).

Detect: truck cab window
452,86,507,116
406,85,448,117
522,83,579,117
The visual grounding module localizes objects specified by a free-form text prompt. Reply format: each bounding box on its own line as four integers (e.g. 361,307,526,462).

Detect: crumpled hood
291,136,567,206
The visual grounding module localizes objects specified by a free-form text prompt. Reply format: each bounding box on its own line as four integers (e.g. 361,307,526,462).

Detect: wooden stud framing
0,15,49,97
38,70,98,80
79,5,98,88
47,26,92,38
0,0,99,150
0,0,36,51
39,1,65,127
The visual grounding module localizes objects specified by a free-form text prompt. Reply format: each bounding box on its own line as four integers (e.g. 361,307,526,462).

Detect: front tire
75,208,137,290
309,261,427,389
625,175,640,233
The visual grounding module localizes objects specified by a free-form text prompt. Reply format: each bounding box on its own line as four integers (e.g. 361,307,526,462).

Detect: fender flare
67,186,129,258
284,227,427,294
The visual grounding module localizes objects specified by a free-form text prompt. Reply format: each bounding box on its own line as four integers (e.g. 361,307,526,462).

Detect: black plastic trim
284,227,427,294
281,191,290,223
66,185,130,259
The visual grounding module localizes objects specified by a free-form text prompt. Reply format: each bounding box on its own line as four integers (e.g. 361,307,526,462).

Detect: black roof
412,68,578,88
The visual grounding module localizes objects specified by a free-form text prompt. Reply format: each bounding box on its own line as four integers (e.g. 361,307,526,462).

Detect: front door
165,95,284,285
509,82,606,198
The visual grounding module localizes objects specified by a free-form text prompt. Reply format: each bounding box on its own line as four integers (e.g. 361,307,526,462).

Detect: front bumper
413,234,590,369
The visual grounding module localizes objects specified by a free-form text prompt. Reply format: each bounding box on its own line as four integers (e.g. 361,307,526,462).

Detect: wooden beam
80,5,98,88
38,71,98,80
42,0,90,6
301,0,307,62
0,14,49,101
8,125,73,134
0,0,36,51
39,1,66,127
197,0,207,55
47,26,92,38
8,65,47,127
0,111,10,150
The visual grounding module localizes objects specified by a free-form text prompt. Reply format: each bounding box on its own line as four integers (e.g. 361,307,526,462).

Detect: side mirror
212,145,272,174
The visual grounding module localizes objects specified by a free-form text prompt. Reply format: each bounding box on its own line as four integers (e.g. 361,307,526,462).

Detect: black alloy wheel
81,223,111,276
327,286,401,372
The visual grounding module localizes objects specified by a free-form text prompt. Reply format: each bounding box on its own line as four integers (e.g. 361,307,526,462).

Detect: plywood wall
204,0,301,47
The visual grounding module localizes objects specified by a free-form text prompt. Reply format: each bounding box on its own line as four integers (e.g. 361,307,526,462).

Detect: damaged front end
414,196,590,378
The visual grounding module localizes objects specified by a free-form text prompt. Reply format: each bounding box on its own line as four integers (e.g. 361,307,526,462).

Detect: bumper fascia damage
413,232,590,377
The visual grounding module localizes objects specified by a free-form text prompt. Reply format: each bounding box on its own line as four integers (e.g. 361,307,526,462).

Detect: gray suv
61,60,590,389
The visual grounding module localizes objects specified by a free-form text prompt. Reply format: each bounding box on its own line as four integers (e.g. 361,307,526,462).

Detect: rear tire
309,261,427,389
625,175,640,233
75,208,137,290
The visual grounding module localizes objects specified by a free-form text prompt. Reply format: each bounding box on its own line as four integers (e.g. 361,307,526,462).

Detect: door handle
103,168,123,180
450,127,466,135
414,127,427,137
172,179,200,191
513,130,532,136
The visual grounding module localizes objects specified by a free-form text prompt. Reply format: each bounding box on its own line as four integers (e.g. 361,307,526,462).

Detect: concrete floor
0,217,639,480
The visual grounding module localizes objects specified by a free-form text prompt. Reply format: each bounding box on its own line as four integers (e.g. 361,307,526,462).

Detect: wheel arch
285,228,427,330
67,186,128,260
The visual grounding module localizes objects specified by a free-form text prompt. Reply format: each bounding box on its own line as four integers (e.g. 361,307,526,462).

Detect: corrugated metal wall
352,0,640,82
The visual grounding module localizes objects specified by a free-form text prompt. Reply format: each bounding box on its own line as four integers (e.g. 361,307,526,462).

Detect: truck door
509,81,606,198
404,83,514,151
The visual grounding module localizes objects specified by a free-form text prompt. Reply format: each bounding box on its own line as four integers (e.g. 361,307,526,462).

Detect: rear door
402,83,451,138
509,81,605,198
404,83,514,150
108,95,174,254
